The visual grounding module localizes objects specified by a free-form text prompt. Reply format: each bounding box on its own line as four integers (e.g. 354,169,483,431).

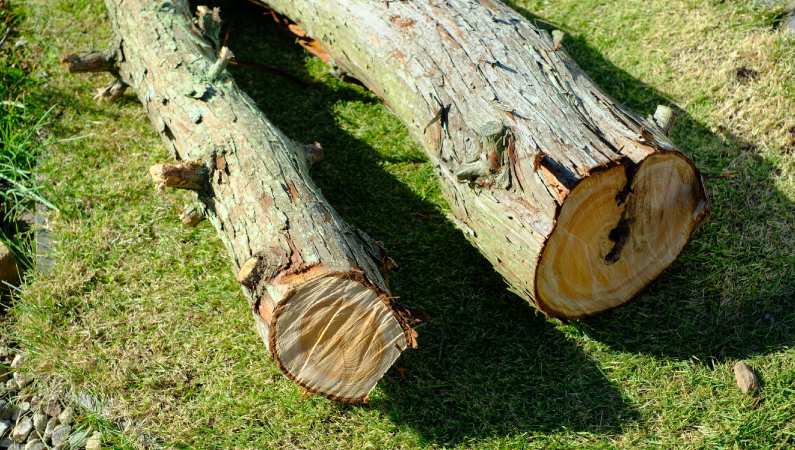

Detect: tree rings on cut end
271,275,407,402
536,152,707,319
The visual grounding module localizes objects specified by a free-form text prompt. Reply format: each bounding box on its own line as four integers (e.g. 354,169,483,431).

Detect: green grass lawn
0,1,55,267
7,0,795,448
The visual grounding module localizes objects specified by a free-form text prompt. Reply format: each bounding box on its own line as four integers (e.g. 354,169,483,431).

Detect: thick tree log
64,0,425,402
261,0,710,319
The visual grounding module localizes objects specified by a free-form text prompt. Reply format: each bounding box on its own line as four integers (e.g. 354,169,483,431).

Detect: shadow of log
214,0,639,443
502,2,795,365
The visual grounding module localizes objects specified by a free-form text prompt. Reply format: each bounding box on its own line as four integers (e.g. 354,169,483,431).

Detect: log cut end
270,275,407,403
536,152,708,319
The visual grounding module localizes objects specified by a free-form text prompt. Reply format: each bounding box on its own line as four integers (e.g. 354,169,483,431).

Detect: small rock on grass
0,437,12,448
5,380,17,392
7,442,24,450
11,417,32,442
0,421,10,438
734,361,760,394
23,443,44,450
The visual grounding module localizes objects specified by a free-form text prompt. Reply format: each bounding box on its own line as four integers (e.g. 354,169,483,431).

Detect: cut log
63,0,425,402
259,0,710,319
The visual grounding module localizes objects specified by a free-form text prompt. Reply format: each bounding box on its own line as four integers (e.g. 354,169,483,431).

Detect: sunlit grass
9,0,795,448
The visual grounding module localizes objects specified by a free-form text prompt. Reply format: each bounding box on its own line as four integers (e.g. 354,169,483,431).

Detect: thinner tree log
260,0,710,319
63,0,425,403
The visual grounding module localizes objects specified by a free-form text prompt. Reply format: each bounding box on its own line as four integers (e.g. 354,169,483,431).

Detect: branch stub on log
149,161,207,191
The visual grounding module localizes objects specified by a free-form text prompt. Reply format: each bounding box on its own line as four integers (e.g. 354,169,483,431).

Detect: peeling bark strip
261,0,710,319
66,0,424,403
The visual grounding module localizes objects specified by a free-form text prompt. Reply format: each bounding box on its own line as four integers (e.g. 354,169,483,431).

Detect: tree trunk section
260,0,710,319
71,0,423,402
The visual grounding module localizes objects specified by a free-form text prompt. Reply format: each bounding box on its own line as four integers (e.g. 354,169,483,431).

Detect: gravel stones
9,356,24,371
12,374,32,390
31,415,46,434
0,402,11,420
50,424,70,447
40,399,61,418
11,418,32,443
43,418,58,442
57,408,74,426
85,432,102,450
9,356,31,389
0,421,10,439
0,350,113,450
69,429,91,449
11,403,30,421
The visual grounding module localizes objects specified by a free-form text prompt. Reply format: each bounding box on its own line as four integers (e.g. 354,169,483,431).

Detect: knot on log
455,122,511,184
149,161,207,191
237,256,262,288
453,160,492,181
302,142,324,168
236,247,295,292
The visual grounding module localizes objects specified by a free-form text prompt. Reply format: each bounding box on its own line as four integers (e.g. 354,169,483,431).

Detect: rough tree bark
259,0,710,319
63,0,425,403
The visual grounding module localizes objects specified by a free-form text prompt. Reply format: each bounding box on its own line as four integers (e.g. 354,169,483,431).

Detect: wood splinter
149,161,207,191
